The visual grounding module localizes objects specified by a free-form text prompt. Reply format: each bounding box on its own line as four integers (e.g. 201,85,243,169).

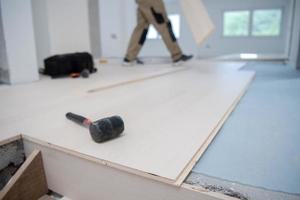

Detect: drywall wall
99,0,197,58
297,39,300,69
198,0,293,57
31,0,92,68
88,0,101,59
100,0,294,58
0,0,39,84
0,0,9,83
47,0,91,55
288,0,300,69
99,0,128,57
31,0,50,69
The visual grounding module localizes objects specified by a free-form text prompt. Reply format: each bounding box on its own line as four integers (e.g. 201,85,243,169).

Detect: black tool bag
43,52,96,78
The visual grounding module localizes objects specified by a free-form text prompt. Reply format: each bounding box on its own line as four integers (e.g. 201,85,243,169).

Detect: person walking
123,0,193,66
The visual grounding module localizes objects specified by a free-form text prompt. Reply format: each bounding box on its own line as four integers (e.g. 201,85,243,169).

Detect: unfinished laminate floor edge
21,135,175,185
24,138,238,200
18,71,254,183
22,70,254,188
1,72,254,184
174,72,255,185
0,62,255,186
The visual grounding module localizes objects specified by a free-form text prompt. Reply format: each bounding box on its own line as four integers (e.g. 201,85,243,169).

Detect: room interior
0,0,299,200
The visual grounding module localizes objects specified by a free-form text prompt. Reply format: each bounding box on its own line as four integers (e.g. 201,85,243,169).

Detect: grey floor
192,62,300,195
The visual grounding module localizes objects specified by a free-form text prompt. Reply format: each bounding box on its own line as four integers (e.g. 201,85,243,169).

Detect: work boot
136,58,144,65
173,54,193,66
122,58,144,66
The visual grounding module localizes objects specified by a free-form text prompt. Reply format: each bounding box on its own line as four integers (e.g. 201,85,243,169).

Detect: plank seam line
87,67,189,93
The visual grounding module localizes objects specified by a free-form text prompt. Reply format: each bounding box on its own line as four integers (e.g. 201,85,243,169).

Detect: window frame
222,7,284,38
251,8,283,37
222,10,251,37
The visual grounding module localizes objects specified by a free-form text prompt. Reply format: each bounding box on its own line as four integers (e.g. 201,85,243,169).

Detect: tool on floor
66,112,124,143
69,69,90,78
43,52,96,78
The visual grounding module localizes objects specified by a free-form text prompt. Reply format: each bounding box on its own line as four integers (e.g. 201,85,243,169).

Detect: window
223,9,282,37
147,14,180,39
147,25,158,39
252,9,282,36
223,11,250,36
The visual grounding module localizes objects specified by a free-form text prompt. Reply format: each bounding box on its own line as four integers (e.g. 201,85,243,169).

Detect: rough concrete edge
0,137,25,171
0,136,26,190
185,172,300,200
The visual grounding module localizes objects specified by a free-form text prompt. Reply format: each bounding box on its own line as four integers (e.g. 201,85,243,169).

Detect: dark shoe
122,58,133,66
173,54,193,66
181,54,193,61
122,58,144,66
136,58,144,65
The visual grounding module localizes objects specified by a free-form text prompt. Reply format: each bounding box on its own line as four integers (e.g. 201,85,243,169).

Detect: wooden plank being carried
180,0,215,46
0,149,48,200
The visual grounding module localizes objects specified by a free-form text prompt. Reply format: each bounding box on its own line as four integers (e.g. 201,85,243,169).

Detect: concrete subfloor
190,62,300,199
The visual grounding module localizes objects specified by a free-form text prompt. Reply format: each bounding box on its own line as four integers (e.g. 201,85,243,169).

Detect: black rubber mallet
66,112,124,143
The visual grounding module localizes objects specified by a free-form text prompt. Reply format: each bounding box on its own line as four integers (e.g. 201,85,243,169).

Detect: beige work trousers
125,0,182,61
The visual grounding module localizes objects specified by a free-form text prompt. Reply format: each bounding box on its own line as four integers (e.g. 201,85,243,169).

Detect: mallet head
89,116,124,143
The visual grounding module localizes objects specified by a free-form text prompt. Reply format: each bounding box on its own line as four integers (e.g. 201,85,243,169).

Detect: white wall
0,0,9,83
1,0,96,84
198,0,293,57
88,0,101,58
99,0,128,57
99,0,196,58
47,0,91,54
100,0,294,58
288,0,300,69
0,0,38,84
297,39,300,69
163,0,293,57
32,0,92,68
31,0,50,69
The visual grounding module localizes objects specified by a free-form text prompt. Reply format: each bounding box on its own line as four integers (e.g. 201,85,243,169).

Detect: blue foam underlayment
192,62,300,194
